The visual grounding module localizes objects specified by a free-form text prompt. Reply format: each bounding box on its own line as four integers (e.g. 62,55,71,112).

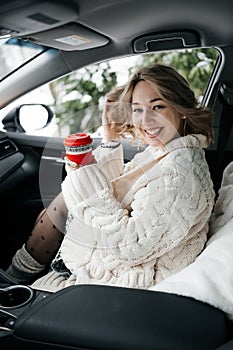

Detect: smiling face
132,80,182,147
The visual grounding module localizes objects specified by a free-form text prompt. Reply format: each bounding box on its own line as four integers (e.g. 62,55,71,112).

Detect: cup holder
0,285,34,309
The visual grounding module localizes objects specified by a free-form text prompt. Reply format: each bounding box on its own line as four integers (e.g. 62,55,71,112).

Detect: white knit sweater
32,134,215,292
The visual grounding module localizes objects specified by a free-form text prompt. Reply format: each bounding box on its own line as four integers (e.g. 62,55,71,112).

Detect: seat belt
215,83,233,193
216,103,233,169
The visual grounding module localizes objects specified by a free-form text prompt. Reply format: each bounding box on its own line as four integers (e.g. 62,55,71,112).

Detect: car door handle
42,156,65,163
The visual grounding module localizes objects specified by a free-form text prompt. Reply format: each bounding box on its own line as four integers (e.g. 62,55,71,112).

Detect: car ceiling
0,0,233,50
0,0,233,109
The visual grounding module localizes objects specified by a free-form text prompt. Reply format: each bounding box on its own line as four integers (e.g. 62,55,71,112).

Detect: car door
0,129,65,268
0,41,222,271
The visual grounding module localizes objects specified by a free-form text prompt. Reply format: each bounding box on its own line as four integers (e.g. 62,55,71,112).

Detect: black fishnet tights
25,192,68,265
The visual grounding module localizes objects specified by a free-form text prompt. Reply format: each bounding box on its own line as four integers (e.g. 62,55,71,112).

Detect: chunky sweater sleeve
61,148,214,266
92,142,124,181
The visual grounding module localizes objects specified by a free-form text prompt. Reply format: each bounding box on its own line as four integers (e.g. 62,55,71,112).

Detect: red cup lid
63,133,93,147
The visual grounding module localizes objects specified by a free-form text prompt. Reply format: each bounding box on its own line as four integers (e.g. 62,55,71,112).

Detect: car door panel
0,132,65,268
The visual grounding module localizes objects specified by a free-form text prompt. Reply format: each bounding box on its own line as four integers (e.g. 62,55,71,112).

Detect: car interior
0,0,233,349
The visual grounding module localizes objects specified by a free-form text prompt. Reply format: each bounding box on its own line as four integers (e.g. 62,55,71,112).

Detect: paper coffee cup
63,133,93,165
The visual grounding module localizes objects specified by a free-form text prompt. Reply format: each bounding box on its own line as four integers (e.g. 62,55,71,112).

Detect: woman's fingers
64,156,80,174
64,155,96,175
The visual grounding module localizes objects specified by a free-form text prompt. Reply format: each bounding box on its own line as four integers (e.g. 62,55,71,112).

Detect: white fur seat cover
150,161,233,321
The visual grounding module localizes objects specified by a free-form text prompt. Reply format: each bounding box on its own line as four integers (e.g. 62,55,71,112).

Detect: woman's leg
6,192,68,283
25,192,67,264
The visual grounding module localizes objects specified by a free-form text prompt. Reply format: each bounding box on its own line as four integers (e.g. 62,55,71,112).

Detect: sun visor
0,0,109,51
20,22,110,51
0,1,79,38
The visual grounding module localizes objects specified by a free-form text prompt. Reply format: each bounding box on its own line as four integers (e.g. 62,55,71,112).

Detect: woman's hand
65,155,96,174
64,156,79,174
102,98,119,142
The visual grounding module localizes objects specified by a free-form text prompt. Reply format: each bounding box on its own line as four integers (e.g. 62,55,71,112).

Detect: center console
0,269,228,350
0,269,50,339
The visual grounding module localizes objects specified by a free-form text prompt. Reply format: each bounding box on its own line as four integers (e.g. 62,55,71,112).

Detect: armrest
14,285,227,350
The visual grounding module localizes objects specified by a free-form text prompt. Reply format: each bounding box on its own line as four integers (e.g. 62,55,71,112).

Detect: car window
0,38,45,80
0,47,219,138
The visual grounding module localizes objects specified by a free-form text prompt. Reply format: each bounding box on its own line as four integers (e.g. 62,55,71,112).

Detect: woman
7,64,215,292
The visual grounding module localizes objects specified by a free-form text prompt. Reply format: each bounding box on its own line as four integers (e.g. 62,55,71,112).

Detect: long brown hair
106,85,136,139
120,64,214,144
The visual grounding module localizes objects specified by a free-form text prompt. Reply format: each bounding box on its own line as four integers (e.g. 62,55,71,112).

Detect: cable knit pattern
32,134,215,292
